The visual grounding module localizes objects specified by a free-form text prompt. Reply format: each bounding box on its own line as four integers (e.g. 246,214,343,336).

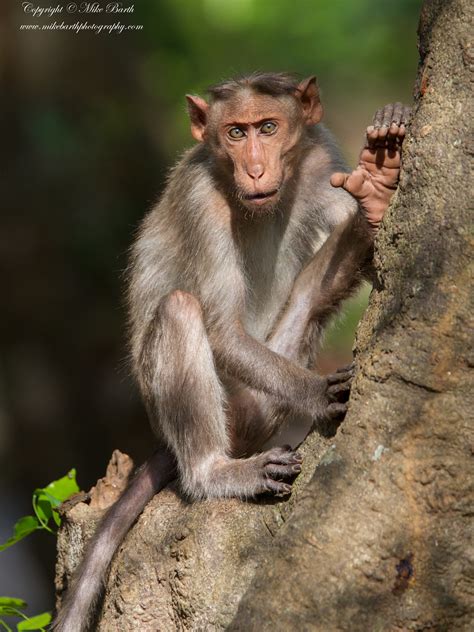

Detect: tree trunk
55,0,473,629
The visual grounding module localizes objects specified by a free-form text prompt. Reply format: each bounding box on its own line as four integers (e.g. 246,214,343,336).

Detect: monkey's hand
315,363,354,436
330,103,411,230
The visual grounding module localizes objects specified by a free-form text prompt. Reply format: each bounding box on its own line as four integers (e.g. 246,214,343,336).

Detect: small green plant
0,599,51,632
0,470,80,631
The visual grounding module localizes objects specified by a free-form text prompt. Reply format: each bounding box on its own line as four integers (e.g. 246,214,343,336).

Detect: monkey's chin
242,190,280,212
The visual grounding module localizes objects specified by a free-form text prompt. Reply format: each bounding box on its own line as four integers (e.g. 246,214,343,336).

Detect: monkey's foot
330,103,411,229
257,445,303,496
201,446,303,499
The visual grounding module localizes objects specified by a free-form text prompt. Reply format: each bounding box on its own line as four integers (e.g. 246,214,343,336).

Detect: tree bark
55,0,473,629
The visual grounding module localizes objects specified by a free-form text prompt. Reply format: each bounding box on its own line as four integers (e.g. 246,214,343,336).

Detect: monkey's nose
247,163,265,180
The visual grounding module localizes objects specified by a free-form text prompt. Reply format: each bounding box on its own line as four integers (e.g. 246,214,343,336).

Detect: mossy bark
56,1,473,629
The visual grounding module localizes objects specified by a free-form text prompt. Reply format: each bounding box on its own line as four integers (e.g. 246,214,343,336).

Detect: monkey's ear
186,95,209,142
296,77,323,126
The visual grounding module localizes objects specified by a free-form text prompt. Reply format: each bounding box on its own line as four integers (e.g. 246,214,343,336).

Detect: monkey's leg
144,290,302,498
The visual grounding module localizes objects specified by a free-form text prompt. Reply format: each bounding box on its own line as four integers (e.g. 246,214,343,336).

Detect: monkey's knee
159,289,202,324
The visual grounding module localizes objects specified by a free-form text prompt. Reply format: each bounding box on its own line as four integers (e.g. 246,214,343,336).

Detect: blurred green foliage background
0,0,420,616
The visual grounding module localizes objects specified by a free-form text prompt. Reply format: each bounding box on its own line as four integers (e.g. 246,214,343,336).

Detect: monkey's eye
228,127,245,139
260,121,277,135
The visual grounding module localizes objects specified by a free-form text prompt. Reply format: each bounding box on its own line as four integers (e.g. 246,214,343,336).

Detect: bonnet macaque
54,73,410,631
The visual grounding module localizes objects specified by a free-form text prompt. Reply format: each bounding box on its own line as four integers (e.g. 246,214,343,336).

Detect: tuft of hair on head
207,72,300,102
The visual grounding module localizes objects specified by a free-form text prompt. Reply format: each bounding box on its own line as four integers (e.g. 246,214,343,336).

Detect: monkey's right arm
287,103,410,346
268,209,373,356
210,321,330,418
207,216,370,420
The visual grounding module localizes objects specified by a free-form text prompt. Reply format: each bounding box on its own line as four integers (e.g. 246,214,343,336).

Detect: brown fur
125,74,368,499
53,74,408,632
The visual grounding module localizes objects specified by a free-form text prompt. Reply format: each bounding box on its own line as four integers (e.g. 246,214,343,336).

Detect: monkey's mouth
243,189,279,206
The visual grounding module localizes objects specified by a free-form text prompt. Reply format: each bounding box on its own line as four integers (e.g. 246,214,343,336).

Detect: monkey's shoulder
296,125,358,227
151,145,232,235
164,144,215,192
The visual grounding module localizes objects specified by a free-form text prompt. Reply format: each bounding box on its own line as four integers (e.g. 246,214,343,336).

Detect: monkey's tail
52,447,176,632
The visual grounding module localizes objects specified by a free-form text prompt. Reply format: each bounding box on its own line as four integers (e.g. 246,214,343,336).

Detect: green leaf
0,598,27,612
0,596,27,619
32,469,80,531
0,516,39,552
41,469,79,503
51,509,61,528
17,612,52,630
32,494,53,524
0,470,80,552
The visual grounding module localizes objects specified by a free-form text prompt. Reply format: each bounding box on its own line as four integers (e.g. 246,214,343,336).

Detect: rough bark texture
55,1,473,629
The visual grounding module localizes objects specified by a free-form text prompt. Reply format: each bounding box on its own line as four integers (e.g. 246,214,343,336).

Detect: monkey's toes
264,479,293,497
263,446,303,466
264,461,302,479
262,449,302,496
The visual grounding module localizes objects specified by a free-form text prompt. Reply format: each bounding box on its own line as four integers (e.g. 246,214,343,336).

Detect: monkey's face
186,79,323,213
207,93,304,211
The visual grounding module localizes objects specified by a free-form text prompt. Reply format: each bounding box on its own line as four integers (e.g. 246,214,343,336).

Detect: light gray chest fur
238,206,331,342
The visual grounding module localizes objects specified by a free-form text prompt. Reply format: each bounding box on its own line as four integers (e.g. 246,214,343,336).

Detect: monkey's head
186,73,323,212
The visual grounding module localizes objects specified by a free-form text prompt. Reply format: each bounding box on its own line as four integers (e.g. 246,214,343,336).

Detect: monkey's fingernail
275,485,292,497
292,464,302,473
294,452,303,462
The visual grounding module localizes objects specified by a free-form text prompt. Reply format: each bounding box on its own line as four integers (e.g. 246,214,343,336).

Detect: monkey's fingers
373,103,394,133
327,380,351,403
386,102,404,142
327,363,355,383
326,369,353,385
330,170,366,192
388,104,411,143
326,402,348,419
366,131,404,149
331,169,368,199
330,172,347,188
367,103,411,148
395,104,411,127
336,362,355,373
